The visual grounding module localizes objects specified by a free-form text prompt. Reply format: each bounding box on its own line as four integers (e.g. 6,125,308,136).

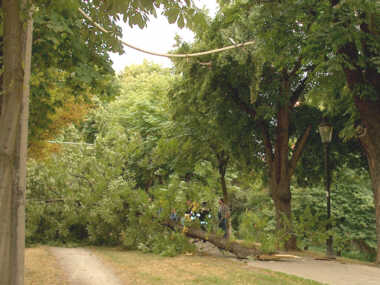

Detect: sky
109,1,218,73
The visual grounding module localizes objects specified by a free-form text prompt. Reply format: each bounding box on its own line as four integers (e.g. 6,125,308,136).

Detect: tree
168,80,236,239
0,1,33,284
220,0,380,263
28,1,121,156
312,0,380,263
107,62,175,191
170,5,324,249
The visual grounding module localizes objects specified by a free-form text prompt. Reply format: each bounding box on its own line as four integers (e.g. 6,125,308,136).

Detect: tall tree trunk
228,66,311,252
263,76,311,251
217,151,231,239
0,1,33,284
339,40,380,263
269,176,297,250
0,36,3,116
329,0,380,263
268,80,298,250
354,97,380,264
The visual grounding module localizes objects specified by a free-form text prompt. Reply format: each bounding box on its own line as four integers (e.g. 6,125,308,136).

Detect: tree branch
68,173,96,193
289,76,308,107
227,88,257,119
288,125,312,178
163,220,262,258
288,56,303,79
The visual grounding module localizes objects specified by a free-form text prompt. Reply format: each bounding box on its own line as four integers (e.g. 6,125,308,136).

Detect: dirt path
49,247,122,285
248,256,380,285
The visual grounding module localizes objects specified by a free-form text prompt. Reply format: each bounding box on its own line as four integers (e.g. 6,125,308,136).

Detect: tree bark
269,177,297,250
354,96,380,264
0,36,3,116
331,0,380,263
0,1,33,284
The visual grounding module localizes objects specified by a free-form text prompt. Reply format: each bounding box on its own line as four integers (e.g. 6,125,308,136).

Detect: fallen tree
182,225,302,261
165,220,306,261
183,226,261,259
164,220,261,259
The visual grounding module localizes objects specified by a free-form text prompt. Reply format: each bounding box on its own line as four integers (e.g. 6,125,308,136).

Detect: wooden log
257,254,302,261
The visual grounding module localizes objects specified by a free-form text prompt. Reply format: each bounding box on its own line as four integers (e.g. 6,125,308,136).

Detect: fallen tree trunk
183,226,306,262
163,220,262,258
184,226,260,258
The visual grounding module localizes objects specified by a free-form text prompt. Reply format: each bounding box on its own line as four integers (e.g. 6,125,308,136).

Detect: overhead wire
78,8,255,58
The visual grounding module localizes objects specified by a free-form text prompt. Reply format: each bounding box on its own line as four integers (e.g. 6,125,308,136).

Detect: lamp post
319,120,334,258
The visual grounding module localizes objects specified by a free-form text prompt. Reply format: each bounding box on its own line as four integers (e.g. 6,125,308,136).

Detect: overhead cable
78,8,255,58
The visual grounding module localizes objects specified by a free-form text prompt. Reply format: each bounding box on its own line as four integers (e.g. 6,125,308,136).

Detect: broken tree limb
163,221,305,261
184,226,260,259
164,220,261,259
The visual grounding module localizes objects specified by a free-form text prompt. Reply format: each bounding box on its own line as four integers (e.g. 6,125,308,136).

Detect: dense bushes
292,167,376,261
26,127,377,260
26,127,221,255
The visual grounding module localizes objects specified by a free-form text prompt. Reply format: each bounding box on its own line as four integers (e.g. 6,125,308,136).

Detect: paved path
248,256,380,285
50,247,122,285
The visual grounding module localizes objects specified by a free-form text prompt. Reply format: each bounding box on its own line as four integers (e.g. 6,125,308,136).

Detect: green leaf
177,14,185,29
166,8,180,24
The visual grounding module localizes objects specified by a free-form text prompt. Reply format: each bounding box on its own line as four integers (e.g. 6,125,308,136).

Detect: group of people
179,198,230,238
184,200,211,229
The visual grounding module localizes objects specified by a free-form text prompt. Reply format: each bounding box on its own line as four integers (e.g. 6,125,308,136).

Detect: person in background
218,198,230,238
170,208,179,222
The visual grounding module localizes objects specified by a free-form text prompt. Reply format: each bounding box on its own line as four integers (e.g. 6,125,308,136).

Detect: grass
90,247,323,285
25,246,68,285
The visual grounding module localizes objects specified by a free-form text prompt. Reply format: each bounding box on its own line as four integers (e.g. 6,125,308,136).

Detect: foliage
26,63,223,256
3,0,207,157
27,1,122,155
26,60,377,261
292,166,376,261
239,210,277,253
25,129,225,255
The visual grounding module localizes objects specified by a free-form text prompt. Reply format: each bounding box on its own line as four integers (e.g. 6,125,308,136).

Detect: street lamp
319,120,334,258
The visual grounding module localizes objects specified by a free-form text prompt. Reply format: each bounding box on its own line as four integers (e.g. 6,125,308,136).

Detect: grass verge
25,246,68,285
90,247,323,285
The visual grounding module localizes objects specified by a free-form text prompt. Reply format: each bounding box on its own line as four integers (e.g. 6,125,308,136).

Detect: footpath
247,255,380,285
50,247,122,285
197,241,380,285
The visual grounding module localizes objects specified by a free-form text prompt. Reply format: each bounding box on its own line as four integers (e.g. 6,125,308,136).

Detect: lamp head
319,121,333,144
